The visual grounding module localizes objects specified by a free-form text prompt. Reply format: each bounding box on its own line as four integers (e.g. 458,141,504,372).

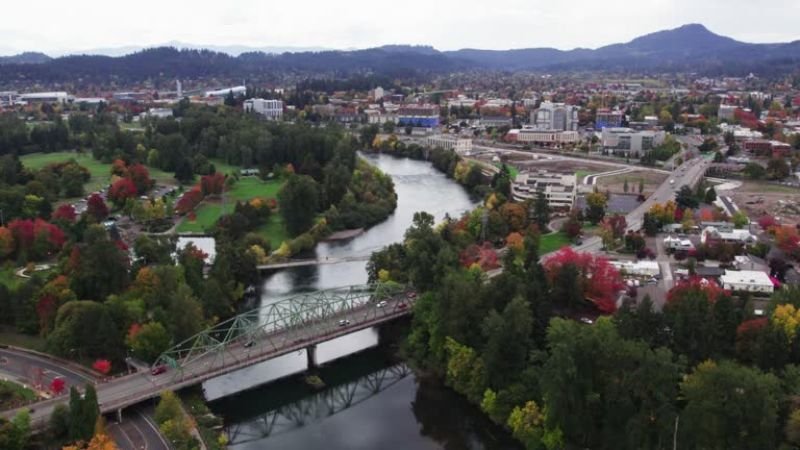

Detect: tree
679,360,780,450
278,175,320,236
623,178,629,193
69,225,129,300
481,296,532,389
732,210,749,229
127,163,152,194
638,178,644,194
126,321,171,363
61,163,87,198
108,178,137,206
675,185,699,210
743,162,766,180
200,172,225,197
86,194,108,222
766,158,790,180
532,192,550,231
92,359,111,375
704,186,717,204
544,248,624,313
585,191,607,224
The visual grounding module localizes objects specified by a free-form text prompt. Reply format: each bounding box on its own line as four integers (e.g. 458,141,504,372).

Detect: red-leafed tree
458,242,500,271
200,172,226,196
666,278,727,304
127,163,152,194
128,323,143,340
175,187,203,215
50,377,66,395
543,247,624,313
86,193,109,222
111,158,128,177
604,214,627,239
757,215,778,231
775,226,800,256
92,359,112,375
0,227,14,259
52,204,77,223
108,178,138,206
8,219,65,260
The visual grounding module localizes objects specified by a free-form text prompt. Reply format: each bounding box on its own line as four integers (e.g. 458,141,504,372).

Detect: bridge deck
6,295,413,429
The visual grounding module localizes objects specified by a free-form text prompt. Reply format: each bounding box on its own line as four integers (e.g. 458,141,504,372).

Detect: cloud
0,0,797,55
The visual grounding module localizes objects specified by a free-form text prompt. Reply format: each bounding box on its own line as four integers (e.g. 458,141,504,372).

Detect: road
0,348,168,449
4,294,414,429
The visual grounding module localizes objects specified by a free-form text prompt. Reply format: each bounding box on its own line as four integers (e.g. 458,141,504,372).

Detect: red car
150,365,167,376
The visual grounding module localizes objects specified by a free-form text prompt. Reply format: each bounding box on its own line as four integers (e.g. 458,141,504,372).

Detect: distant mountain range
1,24,798,85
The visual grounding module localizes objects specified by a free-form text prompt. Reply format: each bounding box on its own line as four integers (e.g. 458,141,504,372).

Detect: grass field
540,231,571,254
0,379,38,408
177,177,287,245
0,265,23,290
20,151,177,200
0,326,46,351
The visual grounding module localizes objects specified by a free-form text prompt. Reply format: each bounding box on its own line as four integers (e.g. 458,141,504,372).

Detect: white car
338,319,351,327
376,301,388,308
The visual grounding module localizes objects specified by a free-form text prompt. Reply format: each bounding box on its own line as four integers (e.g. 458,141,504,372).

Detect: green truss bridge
4,284,416,429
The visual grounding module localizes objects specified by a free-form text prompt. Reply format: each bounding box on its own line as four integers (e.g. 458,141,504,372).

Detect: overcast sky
1,0,798,56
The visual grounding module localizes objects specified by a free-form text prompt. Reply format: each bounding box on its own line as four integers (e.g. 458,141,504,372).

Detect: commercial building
425,135,473,154
595,108,624,129
397,104,440,128
531,101,579,131
718,104,738,121
506,127,580,146
610,260,660,277
700,226,756,245
720,270,775,294
19,92,71,104
244,98,283,120
511,170,576,210
146,108,173,119
601,127,666,157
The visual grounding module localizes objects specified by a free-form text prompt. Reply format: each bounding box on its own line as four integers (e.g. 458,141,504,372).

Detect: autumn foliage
86,194,109,222
543,247,624,313
6,218,66,260
666,278,728,304
459,242,500,271
175,187,203,215
200,172,226,196
52,204,77,223
92,359,112,375
108,178,138,205
50,377,66,395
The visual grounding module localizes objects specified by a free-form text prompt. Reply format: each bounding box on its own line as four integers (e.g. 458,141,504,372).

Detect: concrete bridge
4,284,415,429
257,255,371,271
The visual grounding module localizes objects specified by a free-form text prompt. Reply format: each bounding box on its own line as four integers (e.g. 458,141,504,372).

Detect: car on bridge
338,320,351,327
150,365,167,376
376,301,388,308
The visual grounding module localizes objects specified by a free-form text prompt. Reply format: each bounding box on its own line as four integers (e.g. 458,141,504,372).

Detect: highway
0,347,169,449
3,294,414,429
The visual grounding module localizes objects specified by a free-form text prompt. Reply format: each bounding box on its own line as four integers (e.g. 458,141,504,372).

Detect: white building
373,86,385,101
663,236,695,251
720,270,774,293
511,170,576,210
700,226,756,245
205,86,246,98
601,128,666,156
146,108,173,119
19,91,71,104
507,127,580,145
611,260,661,277
531,101,579,131
244,98,283,120
425,135,473,154
718,104,738,121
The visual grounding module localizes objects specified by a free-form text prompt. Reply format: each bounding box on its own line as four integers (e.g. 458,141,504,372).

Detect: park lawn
0,265,22,290
20,151,178,200
0,379,38,408
0,326,46,351
209,159,242,177
256,214,290,249
177,177,285,234
539,231,571,254
575,170,590,182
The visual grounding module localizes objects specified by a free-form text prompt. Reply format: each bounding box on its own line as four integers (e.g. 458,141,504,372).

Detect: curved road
0,347,168,450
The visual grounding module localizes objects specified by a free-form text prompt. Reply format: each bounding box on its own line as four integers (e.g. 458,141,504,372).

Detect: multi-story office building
531,101,579,131
244,99,284,120
601,127,666,157
511,170,577,210
425,134,473,154
506,127,580,146
595,108,624,129
397,104,440,128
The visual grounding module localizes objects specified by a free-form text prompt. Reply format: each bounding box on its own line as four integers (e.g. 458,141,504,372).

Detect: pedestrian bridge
7,284,415,429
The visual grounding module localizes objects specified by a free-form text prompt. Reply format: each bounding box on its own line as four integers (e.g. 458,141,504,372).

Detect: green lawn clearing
177,177,285,238
256,214,290,249
20,151,178,201
0,379,38,408
0,326,46,352
539,232,571,254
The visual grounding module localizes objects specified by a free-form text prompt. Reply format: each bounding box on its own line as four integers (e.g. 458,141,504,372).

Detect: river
204,153,520,449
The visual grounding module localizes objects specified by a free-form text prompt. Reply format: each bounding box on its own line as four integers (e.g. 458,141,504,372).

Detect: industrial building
19,91,71,104
720,270,775,294
244,98,284,120
511,170,577,210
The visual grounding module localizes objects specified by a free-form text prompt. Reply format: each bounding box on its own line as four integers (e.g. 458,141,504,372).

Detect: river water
205,153,520,449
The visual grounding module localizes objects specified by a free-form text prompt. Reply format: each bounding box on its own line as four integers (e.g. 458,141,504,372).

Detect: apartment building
244,98,284,120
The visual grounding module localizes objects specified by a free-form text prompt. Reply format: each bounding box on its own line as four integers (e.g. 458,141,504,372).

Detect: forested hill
2,24,800,85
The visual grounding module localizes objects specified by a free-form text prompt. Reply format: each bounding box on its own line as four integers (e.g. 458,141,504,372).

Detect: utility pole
673,415,679,450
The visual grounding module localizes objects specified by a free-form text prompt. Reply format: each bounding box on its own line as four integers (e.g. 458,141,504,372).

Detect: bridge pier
306,344,318,369
116,408,122,423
